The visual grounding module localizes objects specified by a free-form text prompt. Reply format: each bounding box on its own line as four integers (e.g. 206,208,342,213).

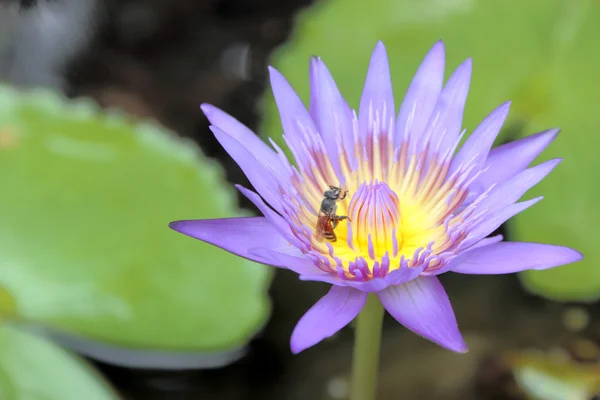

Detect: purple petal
427,237,504,277
211,126,282,212
396,41,445,146
299,273,391,292
468,234,504,250
417,58,471,155
451,102,511,174
477,159,561,213
359,41,395,141
249,247,326,276
201,104,282,169
169,217,297,265
385,265,427,285
291,286,367,353
236,185,301,247
309,57,354,174
378,276,467,353
452,242,583,275
269,66,320,155
478,128,559,188
299,263,426,292
466,197,543,244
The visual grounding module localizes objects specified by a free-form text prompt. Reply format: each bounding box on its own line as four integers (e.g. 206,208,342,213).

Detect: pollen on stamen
287,118,495,281
367,234,376,260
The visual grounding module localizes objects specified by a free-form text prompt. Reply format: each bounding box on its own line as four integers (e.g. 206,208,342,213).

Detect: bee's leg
332,215,349,229
337,215,349,221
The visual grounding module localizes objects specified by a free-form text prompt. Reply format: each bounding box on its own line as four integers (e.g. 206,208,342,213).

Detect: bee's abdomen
324,232,337,242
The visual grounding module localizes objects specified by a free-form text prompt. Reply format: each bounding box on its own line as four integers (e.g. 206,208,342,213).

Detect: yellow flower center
291,144,469,276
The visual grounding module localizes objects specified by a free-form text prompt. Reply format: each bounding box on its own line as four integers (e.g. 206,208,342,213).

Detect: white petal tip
441,337,469,353
200,103,213,114
461,57,473,72
429,40,446,56
290,341,308,354
370,41,389,61
564,248,584,264
168,220,204,239
168,220,184,231
455,344,469,354
536,128,561,141
267,66,282,80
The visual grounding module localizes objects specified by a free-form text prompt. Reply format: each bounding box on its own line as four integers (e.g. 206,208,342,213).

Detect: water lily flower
170,41,582,354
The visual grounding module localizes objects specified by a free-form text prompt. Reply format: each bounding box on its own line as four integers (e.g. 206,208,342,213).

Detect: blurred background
0,0,598,399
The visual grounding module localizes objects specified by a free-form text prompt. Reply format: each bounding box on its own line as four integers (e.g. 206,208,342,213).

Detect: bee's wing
315,212,326,242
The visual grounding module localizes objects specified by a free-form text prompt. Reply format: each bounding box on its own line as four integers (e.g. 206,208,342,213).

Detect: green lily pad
0,85,272,354
0,287,16,319
0,325,119,400
260,0,592,301
513,0,599,302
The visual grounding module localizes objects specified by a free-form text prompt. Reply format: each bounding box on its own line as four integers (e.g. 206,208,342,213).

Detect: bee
315,185,349,242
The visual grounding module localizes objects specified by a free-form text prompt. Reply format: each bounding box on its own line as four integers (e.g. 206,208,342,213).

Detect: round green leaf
0,86,272,354
0,325,119,400
513,0,599,302
0,287,17,319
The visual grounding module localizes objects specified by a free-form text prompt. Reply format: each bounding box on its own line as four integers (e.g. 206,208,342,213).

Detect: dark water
63,1,595,399
89,270,584,400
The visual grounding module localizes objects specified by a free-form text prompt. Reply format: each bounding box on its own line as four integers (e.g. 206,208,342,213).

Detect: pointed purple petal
469,234,504,249
453,242,583,275
466,197,543,244
477,159,561,213
299,264,426,292
170,217,299,265
479,129,559,188
291,286,367,353
211,126,282,212
425,235,505,277
269,66,320,154
429,235,505,276
451,102,511,173
396,41,445,146
309,57,354,174
201,104,282,169
417,58,471,155
378,277,467,353
249,247,325,275
359,41,395,141
385,265,427,285
298,273,391,292
236,184,301,247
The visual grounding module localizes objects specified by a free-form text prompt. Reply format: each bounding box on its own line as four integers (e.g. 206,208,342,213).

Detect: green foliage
514,1,600,302
0,325,119,400
0,86,272,351
0,288,16,319
259,0,596,301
